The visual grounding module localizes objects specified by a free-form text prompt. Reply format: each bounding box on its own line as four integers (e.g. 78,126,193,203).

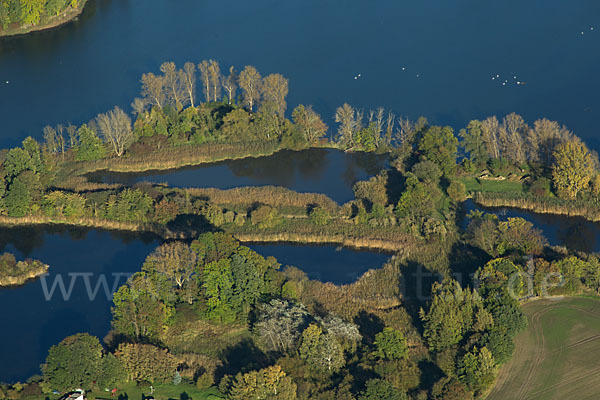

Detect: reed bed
474,192,600,222
0,215,146,232
188,186,340,211
66,141,282,175
229,218,420,253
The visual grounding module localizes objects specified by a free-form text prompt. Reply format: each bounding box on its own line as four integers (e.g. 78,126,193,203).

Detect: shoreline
0,215,407,253
0,263,49,287
76,141,286,175
472,192,600,223
73,142,364,176
0,0,88,38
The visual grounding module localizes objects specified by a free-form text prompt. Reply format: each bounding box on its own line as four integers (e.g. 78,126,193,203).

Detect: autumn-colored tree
334,103,358,148
222,66,237,105
141,72,165,109
552,139,595,200
182,62,197,107
239,65,262,112
292,105,328,145
96,106,134,157
208,59,222,102
299,323,345,373
229,365,297,400
143,242,198,290
111,272,173,340
261,73,288,117
198,60,212,102
117,343,178,384
160,62,186,109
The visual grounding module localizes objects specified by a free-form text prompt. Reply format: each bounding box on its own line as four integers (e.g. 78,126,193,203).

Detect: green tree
418,126,458,175
5,175,31,217
373,328,408,360
359,379,407,400
4,148,30,180
552,139,595,200
97,353,126,389
353,173,389,207
460,120,489,165
76,124,106,161
411,160,442,185
420,279,481,352
203,258,236,322
21,0,45,25
106,188,154,222
458,346,496,393
42,333,103,392
45,0,68,16
309,206,331,225
111,273,173,340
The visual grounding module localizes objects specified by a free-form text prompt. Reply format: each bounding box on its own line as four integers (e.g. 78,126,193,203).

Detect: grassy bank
227,217,420,253
0,0,88,38
65,140,284,176
473,191,600,222
0,215,147,234
188,186,340,211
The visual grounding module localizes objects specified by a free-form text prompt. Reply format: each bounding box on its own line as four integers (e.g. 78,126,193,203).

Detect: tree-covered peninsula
0,0,86,37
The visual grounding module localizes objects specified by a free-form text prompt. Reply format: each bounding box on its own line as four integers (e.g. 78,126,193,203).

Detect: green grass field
487,296,600,400
85,382,224,400
461,178,524,193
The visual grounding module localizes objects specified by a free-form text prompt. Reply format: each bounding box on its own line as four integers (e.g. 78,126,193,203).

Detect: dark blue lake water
89,148,388,204
465,199,600,253
1,0,599,149
1,0,599,384
0,226,388,382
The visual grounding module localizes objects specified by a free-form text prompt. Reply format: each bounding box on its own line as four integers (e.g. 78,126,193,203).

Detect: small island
0,0,87,38
0,252,49,286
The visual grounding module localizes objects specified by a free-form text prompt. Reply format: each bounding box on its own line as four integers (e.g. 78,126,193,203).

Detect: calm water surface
0,227,158,382
89,149,388,204
0,0,599,149
466,199,600,253
1,0,599,383
0,226,389,382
